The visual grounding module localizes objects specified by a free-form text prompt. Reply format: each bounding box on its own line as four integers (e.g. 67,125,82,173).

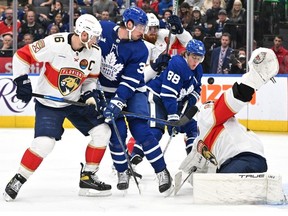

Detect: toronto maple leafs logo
101,52,124,81
178,85,195,101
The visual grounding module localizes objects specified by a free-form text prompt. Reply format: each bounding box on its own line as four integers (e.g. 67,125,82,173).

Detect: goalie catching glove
241,47,279,90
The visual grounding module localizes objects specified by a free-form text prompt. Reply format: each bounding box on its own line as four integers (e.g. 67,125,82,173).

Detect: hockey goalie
175,47,287,205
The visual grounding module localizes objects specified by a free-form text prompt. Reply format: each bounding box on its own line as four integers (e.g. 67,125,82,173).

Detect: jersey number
167,71,180,84
54,36,64,43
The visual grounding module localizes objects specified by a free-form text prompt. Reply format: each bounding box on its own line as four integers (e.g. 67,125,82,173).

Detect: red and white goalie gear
241,47,279,90
179,139,217,174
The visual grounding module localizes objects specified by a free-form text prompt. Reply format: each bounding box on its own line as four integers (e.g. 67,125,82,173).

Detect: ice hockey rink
0,128,287,216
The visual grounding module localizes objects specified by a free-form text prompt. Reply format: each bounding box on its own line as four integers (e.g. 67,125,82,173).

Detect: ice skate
156,168,174,197
3,173,26,201
117,169,131,190
79,163,112,197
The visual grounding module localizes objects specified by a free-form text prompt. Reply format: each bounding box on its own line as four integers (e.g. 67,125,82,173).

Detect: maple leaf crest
178,85,195,101
101,52,124,81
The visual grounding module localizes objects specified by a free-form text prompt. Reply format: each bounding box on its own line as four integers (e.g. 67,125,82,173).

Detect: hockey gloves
167,15,184,34
79,90,102,117
167,114,180,137
103,97,126,123
151,53,171,74
14,74,32,103
81,90,97,105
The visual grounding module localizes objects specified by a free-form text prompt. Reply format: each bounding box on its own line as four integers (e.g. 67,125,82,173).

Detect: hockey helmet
123,6,148,26
186,39,206,62
145,13,159,35
146,13,160,27
74,14,102,47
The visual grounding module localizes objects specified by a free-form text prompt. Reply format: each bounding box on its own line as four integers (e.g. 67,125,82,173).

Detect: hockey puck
207,77,214,84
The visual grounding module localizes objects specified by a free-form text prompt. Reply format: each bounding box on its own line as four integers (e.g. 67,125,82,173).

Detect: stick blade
174,171,183,195
175,106,198,126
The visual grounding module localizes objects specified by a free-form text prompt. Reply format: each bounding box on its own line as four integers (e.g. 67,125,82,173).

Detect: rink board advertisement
0,74,287,131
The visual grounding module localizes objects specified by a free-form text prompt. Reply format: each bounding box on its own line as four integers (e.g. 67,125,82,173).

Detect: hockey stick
96,83,141,195
123,105,198,127
32,93,198,127
31,93,87,106
110,116,142,194
174,166,197,195
162,100,189,155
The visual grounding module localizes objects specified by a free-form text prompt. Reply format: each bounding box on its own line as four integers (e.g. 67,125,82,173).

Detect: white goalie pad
192,173,287,205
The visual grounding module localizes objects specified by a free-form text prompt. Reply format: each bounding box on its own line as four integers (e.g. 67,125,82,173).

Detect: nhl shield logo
58,68,84,96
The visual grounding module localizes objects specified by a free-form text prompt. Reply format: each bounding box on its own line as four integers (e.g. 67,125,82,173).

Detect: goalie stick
174,166,197,195
31,93,198,127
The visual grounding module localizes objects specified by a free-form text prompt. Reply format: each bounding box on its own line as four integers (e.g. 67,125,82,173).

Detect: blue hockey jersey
98,21,149,101
147,55,203,115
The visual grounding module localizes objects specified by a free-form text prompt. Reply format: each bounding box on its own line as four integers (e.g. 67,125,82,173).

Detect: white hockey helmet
74,14,102,48
145,13,160,34
146,13,160,27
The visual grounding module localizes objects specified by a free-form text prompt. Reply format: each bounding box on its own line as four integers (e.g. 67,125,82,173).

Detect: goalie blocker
192,173,287,205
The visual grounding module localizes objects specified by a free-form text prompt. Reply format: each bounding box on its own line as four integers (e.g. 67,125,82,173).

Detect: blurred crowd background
0,0,288,74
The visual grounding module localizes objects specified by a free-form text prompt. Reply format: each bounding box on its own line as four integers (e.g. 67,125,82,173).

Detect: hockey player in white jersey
3,14,112,201
179,47,279,175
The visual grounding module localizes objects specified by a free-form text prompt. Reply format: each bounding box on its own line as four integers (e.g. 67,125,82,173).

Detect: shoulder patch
31,39,45,53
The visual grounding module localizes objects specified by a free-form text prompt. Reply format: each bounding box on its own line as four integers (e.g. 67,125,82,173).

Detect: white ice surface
0,128,287,215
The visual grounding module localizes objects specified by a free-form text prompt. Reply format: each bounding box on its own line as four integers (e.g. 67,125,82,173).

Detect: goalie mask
74,14,102,49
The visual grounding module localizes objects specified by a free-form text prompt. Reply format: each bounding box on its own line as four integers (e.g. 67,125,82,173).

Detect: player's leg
68,108,112,196
107,117,131,190
217,152,268,173
127,92,173,195
3,101,66,201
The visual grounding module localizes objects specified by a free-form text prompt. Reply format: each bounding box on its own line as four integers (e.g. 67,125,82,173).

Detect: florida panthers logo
58,68,84,96
197,140,218,166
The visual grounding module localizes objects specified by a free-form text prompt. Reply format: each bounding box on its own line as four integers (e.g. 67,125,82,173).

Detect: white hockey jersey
146,28,192,63
195,88,265,169
13,33,101,108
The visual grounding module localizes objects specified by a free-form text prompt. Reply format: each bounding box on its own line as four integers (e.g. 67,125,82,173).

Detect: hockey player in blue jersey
97,6,174,195
130,39,206,165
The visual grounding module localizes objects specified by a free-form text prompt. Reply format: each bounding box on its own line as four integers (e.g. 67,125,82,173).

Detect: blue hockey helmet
186,39,206,56
186,39,206,62
122,6,148,26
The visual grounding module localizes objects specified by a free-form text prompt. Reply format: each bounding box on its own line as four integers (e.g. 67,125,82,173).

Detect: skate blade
78,188,112,197
163,184,175,198
3,192,14,202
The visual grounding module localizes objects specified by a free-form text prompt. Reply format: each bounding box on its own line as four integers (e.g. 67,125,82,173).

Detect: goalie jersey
12,32,101,108
195,88,266,169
